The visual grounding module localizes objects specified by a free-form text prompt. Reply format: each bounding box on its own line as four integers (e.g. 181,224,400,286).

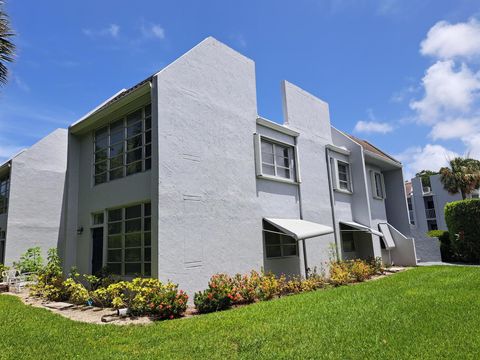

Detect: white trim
326,144,350,156
331,158,353,194
371,170,385,200
256,117,299,137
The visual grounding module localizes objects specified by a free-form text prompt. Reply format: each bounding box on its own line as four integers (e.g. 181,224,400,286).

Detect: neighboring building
0,129,68,265
405,173,478,262
60,37,416,296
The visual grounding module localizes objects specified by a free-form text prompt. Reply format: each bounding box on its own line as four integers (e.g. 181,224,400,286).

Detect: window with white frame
94,104,152,185
332,159,352,192
257,136,297,181
371,171,385,199
0,174,9,215
263,221,298,258
107,203,151,276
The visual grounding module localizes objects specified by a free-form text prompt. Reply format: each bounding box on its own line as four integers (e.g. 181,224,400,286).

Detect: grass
1,266,480,359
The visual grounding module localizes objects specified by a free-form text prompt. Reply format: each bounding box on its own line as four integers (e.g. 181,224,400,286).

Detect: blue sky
1,0,480,178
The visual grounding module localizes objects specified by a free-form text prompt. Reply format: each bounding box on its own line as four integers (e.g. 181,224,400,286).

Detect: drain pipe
326,148,340,261
294,136,309,278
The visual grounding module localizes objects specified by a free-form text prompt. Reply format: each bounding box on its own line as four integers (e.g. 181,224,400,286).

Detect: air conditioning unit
423,186,431,193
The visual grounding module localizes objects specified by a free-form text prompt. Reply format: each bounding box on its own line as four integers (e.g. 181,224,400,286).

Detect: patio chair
1,269,20,285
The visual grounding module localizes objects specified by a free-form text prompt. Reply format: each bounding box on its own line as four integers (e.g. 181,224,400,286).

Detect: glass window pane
125,205,141,219
108,249,122,262
127,161,142,175
144,263,151,276
95,149,108,162
126,149,142,164
110,143,124,157
262,164,275,176
127,135,142,150
106,263,121,275
93,213,104,225
125,233,141,247
282,245,297,256
276,168,290,179
110,154,124,169
127,109,142,125
262,153,274,165
125,248,141,262
339,181,348,190
125,263,142,275
144,217,151,231
144,248,151,262
144,203,151,217
95,136,108,150
144,232,151,246
266,246,282,258
108,208,122,222
145,130,152,144
261,140,273,154
108,222,122,235
125,219,141,233
145,158,151,170
145,144,151,158
145,118,151,131
264,231,281,246
95,161,107,174
127,122,143,138
145,104,151,118
109,168,124,180
276,156,290,168
110,130,123,145
108,235,122,248
95,127,108,141
95,173,107,185
281,235,296,245
110,119,124,133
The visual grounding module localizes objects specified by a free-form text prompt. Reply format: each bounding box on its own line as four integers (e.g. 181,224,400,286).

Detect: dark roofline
346,134,401,164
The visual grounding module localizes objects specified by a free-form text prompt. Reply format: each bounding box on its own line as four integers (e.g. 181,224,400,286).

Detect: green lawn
1,266,479,359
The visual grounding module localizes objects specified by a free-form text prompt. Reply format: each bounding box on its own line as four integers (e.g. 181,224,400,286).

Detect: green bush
30,248,68,301
194,274,236,313
445,199,480,263
0,263,9,275
13,247,44,273
427,230,452,262
329,259,376,285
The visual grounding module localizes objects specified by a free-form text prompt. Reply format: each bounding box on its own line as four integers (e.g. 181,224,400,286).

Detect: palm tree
440,157,480,199
0,0,15,85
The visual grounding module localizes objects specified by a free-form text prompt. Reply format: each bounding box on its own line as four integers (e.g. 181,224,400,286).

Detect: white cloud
429,118,480,140
395,144,459,180
354,120,394,134
83,24,120,38
141,23,166,40
420,18,480,59
410,60,480,124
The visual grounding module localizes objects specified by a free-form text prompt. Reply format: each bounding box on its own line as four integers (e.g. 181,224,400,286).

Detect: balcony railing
425,208,436,219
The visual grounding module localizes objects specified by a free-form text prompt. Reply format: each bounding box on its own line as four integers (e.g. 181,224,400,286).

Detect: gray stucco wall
3,129,68,265
383,168,411,236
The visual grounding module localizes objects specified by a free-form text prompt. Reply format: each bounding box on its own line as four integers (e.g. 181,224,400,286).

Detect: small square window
92,213,104,225
258,137,296,181
263,221,298,259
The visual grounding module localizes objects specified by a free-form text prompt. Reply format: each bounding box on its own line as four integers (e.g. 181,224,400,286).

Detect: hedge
444,199,480,263
427,230,452,262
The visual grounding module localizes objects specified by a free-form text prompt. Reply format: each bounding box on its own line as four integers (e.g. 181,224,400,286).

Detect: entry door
91,227,104,275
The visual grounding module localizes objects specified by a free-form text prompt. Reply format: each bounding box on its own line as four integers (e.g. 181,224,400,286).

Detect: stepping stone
44,302,75,310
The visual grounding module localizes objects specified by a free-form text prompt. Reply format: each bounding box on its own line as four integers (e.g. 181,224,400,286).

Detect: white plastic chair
1,269,19,285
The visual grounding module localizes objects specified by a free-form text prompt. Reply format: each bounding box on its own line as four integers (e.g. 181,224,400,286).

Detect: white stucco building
0,129,68,265
2,38,416,296
406,174,478,262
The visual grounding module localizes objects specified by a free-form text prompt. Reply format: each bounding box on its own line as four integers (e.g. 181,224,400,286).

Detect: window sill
257,174,299,185
372,196,385,201
265,255,299,260
334,188,353,195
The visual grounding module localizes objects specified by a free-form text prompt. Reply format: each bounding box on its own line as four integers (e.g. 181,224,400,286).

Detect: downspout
326,148,340,261
294,136,309,278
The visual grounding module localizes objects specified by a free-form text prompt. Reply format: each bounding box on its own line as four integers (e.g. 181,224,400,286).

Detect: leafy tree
415,170,438,188
0,0,15,85
440,157,480,200
13,247,44,273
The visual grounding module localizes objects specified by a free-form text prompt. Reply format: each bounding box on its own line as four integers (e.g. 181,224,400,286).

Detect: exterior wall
430,174,462,230
154,38,262,295
63,95,153,275
3,129,68,265
282,81,336,273
383,168,411,236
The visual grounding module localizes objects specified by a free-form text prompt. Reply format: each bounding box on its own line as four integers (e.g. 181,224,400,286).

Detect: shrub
194,274,237,313
445,199,480,263
427,230,452,262
350,259,373,282
98,278,188,319
0,263,9,275
63,278,90,305
329,259,376,285
30,248,67,301
13,247,43,273
329,261,352,285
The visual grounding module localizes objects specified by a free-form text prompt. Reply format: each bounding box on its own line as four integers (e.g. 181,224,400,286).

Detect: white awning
378,223,396,250
340,221,383,237
264,218,334,240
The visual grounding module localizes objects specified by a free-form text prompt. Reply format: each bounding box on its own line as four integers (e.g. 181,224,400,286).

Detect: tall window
407,197,415,225
371,171,385,199
263,221,298,258
0,174,9,215
107,203,151,276
94,104,152,185
0,229,5,264
260,138,296,181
